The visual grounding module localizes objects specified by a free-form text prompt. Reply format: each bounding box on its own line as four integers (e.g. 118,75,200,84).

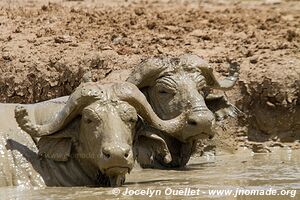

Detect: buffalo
126,54,240,168
0,81,186,187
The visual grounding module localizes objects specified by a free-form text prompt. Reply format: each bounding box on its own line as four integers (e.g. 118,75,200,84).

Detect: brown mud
0,0,299,151
1,148,300,199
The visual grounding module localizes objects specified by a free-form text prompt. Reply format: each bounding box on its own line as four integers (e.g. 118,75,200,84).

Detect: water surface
0,148,299,200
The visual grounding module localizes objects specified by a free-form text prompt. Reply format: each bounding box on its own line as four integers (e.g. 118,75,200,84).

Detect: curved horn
115,82,189,135
180,54,240,90
126,57,170,88
199,62,239,90
15,84,101,137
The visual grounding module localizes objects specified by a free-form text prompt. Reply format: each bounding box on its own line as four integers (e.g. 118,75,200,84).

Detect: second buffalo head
127,54,239,143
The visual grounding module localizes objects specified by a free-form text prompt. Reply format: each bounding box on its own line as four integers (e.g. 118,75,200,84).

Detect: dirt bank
0,0,299,150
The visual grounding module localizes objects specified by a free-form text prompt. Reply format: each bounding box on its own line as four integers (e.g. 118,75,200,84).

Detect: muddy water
0,148,299,200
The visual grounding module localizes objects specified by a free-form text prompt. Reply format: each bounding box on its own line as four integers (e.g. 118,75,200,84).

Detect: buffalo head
127,54,239,142
14,82,187,186
128,54,240,168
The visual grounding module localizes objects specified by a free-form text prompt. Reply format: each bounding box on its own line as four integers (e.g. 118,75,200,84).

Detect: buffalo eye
159,90,169,94
157,88,176,96
84,118,93,124
155,80,176,97
121,109,138,123
158,89,175,99
126,116,137,129
129,119,136,124
128,116,137,123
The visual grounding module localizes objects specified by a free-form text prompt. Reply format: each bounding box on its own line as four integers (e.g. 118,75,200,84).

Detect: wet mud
0,148,299,199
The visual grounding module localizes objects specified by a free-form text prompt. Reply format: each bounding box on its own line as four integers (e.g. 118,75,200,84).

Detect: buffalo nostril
123,148,130,158
209,135,213,139
102,149,111,159
103,152,110,159
187,119,198,126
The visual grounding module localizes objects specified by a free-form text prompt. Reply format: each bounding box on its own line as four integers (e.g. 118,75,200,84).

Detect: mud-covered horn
126,57,167,88
199,62,239,90
15,84,101,137
116,82,189,135
179,54,239,90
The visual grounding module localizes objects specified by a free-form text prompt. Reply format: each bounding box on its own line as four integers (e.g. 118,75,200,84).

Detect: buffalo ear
134,130,172,168
37,137,72,161
36,118,80,162
205,94,241,121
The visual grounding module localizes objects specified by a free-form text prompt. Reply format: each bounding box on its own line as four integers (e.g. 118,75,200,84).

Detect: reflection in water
0,148,299,200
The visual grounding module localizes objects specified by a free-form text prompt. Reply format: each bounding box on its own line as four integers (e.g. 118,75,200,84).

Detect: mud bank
0,0,299,148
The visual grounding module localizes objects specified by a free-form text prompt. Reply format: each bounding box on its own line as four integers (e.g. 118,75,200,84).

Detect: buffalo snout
185,108,216,139
101,145,131,160
99,143,133,174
